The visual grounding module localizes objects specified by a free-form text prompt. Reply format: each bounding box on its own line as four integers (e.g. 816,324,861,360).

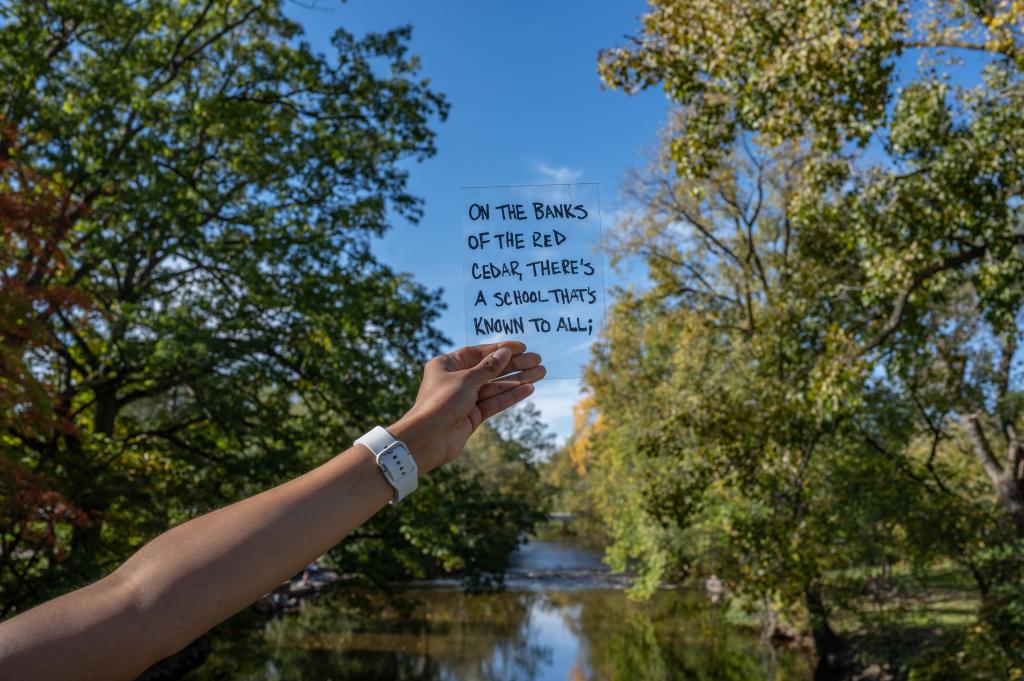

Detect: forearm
0,342,539,681
0,440,400,681
123,443,395,658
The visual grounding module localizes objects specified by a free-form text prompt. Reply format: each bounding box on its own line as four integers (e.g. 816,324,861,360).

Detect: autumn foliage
0,124,91,615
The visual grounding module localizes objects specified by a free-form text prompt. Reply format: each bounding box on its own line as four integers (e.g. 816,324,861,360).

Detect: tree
331,404,552,586
591,0,1024,670
573,119,1018,676
0,0,450,613
0,125,92,616
571,136,963,671
543,396,609,545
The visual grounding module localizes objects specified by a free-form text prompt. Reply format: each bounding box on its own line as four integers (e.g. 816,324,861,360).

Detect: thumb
468,346,513,386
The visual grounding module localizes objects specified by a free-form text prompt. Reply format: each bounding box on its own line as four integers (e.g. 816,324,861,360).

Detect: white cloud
535,163,583,185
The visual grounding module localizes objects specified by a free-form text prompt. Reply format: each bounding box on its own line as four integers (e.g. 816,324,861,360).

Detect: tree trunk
995,472,1024,536
66,379,120,581
805,586,851,681
962,413,1024,536
93,379,118,438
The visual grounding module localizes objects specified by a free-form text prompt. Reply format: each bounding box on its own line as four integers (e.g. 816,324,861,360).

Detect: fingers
472,340,526,357
467,346,514,385
477,382,535,422
499,351,541,377
442,341,526,371
479,365,547,401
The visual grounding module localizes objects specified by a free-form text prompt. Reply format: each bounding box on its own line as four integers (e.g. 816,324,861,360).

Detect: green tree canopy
0,0,456,613
0,129,93,612
332,404,552,587
581,0,1024,672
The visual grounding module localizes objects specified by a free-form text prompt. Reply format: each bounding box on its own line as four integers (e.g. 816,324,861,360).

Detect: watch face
380,441,413,480
375,438,417,504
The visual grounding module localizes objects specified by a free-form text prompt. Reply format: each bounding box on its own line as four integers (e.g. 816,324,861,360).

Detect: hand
389,341,545,473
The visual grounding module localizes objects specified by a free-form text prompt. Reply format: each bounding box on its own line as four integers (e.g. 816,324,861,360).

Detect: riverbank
137,535,1005,681
169,537,814,681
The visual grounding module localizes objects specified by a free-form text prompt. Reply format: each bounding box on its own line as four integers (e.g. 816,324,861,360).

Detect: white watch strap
354,426,417,504
355,426,396,456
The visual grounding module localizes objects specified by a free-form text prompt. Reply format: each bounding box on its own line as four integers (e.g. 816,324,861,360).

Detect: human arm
0,341,544,681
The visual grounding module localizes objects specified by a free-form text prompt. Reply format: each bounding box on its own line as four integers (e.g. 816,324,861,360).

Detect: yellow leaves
308,328,333,352
571,395,594,434
602,0,904,179
567,395,601,475
982,0,1024,30
973,0,1024,57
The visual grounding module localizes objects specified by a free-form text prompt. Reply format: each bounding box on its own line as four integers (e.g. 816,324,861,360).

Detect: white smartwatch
354,426,417,504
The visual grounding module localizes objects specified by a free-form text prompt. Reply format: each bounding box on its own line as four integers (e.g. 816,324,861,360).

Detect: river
187,538,814,680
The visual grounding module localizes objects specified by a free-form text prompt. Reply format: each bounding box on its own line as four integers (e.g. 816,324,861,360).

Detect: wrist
387,412,444,474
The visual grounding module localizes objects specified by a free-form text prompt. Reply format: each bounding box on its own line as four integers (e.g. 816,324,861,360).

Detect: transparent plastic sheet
460,183,606,379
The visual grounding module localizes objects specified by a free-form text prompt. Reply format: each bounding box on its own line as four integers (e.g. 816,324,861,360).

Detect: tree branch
899,39,1000,55
858,238,1024,355
962,412,1004,486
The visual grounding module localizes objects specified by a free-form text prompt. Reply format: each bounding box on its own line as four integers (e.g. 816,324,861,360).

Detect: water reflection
189,542,812,680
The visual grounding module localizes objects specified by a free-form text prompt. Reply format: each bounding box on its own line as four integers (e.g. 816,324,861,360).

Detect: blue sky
283,2,1000,445
288,1,669,442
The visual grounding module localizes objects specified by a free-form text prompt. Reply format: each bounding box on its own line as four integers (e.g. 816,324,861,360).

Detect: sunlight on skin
0,343,545,681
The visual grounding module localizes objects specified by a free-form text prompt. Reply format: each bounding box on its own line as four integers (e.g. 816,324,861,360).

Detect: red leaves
0,123,92,569
0,122,90,441
0,459,90,562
